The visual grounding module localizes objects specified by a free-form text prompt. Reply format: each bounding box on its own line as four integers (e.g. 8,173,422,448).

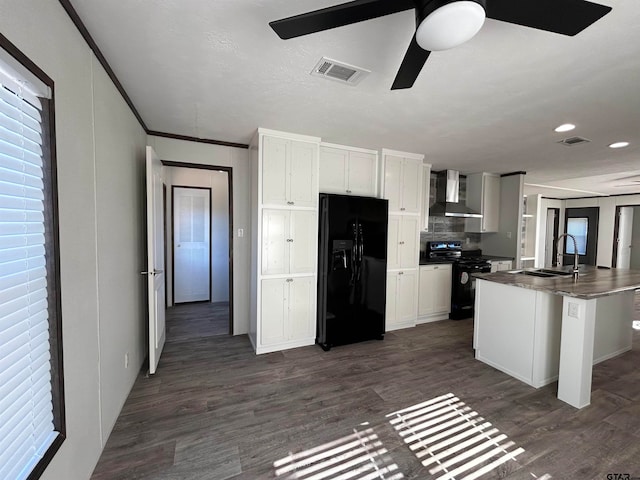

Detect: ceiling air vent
558,136,591,146
310,57,370,86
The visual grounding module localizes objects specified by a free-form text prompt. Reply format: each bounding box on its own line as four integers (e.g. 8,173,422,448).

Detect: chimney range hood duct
430,170,483,218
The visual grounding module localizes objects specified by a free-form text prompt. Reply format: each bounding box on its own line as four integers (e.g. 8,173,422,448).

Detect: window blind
0,69,57,480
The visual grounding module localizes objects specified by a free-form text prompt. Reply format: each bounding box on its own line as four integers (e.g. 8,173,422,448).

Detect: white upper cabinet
465,173,500,233
261,209,317,276
387,214,419,270
420,164,432,231
263,135,318,207
382,150,424,214
319,143,378,197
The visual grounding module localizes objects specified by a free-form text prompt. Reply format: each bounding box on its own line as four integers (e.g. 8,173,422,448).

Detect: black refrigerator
317,194,388,351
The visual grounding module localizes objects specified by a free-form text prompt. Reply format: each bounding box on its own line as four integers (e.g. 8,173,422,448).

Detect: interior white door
173,187,211,302
145,146,166,375
616,206,634,268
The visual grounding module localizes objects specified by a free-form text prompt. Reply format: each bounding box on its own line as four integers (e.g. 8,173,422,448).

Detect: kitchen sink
510,268,573,278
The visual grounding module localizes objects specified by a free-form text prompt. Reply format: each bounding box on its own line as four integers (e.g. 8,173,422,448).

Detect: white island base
474,279,634,409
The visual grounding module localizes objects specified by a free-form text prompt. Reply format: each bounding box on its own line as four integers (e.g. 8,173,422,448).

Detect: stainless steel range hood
430,170,483,218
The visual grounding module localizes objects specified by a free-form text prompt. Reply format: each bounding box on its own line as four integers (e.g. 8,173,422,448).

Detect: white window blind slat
0,56,57,480
0,265,46,294
0,194,43,212
0,110,42,145
0,152,42,177
0,139,42,166
0,82,42,116
0,179,44,201
0,165,44,189
0,276,46,306
0,244,45,263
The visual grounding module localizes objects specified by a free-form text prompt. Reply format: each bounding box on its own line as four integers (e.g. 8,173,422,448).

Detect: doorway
563,207,599,266
173,186,211,303
163,161,234,341
544,208,560,267
613,205,640,269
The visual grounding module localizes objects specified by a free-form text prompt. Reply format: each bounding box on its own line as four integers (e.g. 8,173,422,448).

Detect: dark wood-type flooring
166,302,230,343
92,293,640,480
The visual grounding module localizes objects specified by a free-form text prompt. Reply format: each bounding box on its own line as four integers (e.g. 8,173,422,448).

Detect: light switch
238,228,244,238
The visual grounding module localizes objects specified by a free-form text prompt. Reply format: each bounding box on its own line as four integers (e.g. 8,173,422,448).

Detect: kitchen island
473,266,640,409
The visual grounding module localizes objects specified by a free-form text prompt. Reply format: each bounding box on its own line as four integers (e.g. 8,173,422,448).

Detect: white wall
563,193,640,267
0,1,148,479
148,136,251,335
166,166,230,305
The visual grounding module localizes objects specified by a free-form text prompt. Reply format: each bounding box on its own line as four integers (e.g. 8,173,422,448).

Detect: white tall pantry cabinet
249,129,320,354
381,149,427,331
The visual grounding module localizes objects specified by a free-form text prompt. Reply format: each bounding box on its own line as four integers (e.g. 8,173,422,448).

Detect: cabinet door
401,159,422,213
397,271,418,325
288,276,316,341
385,272,398,330
399,216,420,268
262,209,290,275
289,210,317,274
481,174,500,232
418,267,435,316
347,151,377,196
262,136,289,206
387,215,401,270
383,155,403,212
319,146,348,194
433,265,452,313
289,140,318,208
260,278,288,345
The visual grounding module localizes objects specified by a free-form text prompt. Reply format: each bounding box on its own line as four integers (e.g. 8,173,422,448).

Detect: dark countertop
474,266,640,299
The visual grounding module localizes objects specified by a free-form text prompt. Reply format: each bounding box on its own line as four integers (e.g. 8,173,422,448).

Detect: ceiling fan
269,0,612,90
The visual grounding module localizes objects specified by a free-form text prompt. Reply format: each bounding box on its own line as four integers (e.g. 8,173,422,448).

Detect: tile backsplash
420,172,482,251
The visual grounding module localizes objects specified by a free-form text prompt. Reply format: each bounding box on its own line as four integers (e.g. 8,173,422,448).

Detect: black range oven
424,241,492,320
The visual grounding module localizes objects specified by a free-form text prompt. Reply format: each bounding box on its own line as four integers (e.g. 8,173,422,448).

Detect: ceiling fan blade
391,35,431,90
486,0,612,36
270,0,415,39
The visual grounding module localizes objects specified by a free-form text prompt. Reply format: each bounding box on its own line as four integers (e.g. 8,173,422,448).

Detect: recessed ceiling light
554,123,576,133
609,141,630,149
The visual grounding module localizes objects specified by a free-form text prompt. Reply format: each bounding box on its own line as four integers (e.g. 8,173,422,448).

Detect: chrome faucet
556,233,580,280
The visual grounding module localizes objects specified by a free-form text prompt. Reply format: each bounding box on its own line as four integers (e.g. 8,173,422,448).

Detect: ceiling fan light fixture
416,0,486,52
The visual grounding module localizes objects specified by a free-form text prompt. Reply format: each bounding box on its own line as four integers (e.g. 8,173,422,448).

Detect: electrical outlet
506,231,512,239
124,352,129,369
568,302,579,318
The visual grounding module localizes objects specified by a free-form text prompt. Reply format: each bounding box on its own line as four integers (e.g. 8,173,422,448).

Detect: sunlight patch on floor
273,427,404,480
387,393,528,480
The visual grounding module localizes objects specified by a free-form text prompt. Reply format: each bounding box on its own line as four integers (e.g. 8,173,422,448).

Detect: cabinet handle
434,266,439,269
346,190,352,193
398,271,404,275
287,201,294,205
399,241,404,245
287,238,294,242
400,207,405,211
286,278,293,282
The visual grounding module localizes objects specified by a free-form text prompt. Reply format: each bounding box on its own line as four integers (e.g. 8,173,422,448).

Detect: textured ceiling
68,0,640,196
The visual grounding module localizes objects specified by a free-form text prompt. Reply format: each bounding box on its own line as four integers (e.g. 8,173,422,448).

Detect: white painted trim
381,148,425,161
416,313,449,324
320,141,378,155
257,127,321,144
255,337,316,355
